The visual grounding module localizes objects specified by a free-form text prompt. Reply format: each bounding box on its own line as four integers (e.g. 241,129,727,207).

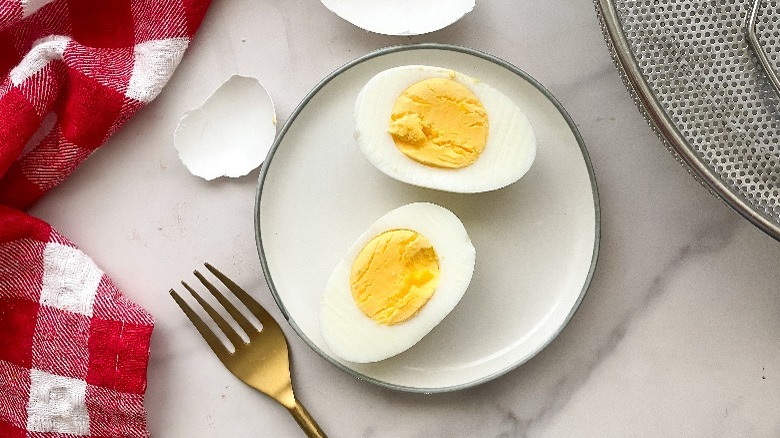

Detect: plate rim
254,43,601,393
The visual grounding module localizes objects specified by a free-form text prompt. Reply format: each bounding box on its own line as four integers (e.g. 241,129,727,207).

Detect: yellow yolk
388,77,489,169
350,229,440,325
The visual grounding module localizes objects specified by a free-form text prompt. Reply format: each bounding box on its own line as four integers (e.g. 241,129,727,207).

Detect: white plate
255,44,600,393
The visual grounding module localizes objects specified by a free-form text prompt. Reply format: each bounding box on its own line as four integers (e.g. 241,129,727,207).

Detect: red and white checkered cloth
0,0,210,436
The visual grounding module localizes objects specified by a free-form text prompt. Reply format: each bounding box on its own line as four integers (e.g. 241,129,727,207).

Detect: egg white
354,65,537,193
320,202,476,363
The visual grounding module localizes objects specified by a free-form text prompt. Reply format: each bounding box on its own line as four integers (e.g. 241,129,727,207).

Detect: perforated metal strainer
595,0,780,241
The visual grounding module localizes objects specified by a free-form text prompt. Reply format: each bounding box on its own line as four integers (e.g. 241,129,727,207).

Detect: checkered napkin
0,0,209,436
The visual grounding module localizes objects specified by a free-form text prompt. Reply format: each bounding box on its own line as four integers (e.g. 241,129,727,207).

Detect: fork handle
287,400,327,438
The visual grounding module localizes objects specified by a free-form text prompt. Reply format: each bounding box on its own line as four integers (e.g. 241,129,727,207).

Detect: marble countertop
30,0,780,436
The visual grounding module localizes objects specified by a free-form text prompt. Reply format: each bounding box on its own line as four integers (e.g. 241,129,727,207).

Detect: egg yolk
388,77,489,169
350,229,440,325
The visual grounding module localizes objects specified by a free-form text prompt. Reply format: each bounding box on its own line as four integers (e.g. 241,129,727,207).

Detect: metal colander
595,0,780,241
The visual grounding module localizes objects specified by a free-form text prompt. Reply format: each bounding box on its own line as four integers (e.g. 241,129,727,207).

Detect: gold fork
170,263,326,438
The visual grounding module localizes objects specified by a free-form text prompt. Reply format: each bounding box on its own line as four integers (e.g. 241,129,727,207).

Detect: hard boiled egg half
354,65,536,193
320,202,475,363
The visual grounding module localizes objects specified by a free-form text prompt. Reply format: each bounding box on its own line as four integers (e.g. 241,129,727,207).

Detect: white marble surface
29,0,780,436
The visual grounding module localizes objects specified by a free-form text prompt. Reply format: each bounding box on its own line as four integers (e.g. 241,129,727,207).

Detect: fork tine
204,263,278,329
170,289,230,359
193,270,257,335
182,279,246,348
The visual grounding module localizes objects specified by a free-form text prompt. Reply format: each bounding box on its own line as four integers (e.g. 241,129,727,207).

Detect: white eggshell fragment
354,65,536,193
321,0,475,36
174,75,276,181
320,202,476,364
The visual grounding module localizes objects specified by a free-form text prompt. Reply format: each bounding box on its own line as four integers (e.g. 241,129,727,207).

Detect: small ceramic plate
255,44,600,393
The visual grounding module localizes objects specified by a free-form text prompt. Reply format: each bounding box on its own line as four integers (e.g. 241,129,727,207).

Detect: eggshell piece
174,75,276,181
321,0,475,36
